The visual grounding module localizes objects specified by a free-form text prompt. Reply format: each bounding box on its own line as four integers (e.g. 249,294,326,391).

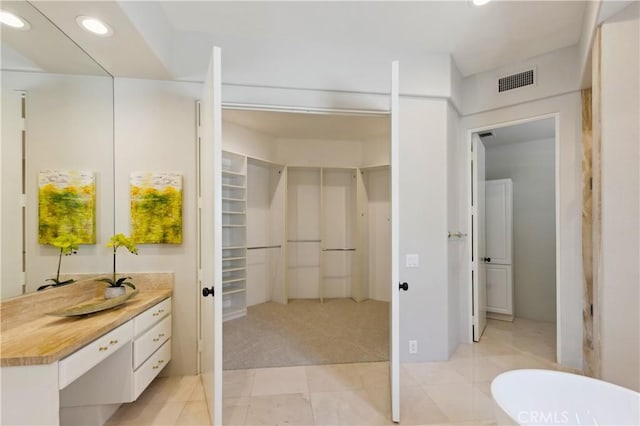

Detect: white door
472,134,487,342
390,60,401,423
198,46,223,426
486,179,513,266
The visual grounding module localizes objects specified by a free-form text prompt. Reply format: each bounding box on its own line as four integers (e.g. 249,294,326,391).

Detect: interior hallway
106,318,564,425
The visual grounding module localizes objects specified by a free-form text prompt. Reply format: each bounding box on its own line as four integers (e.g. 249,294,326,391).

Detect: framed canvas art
130,172,182,244
38,170,96,244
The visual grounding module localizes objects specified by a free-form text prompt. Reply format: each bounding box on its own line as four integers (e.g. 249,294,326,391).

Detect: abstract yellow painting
38,170,96,244
130,172,182,244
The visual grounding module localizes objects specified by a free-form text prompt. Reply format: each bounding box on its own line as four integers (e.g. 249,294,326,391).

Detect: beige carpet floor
223,298,389,370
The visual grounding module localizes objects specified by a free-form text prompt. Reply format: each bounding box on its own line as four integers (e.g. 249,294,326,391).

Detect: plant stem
112,248,117,283
56,247,63,281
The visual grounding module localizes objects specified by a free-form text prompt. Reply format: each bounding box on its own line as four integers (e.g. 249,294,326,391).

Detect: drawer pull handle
109,340,118,345
152,312,159,317
153,365,159,370
153,338,159,342
158,359,165,364
99,346,108,352
159,309,165,313
159,333,165,338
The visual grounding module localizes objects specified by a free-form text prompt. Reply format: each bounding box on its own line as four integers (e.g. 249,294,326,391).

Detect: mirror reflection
1,0,114,299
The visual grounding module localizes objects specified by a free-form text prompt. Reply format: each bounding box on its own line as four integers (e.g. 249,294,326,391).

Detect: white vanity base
60,404,121,426
1,296,172,426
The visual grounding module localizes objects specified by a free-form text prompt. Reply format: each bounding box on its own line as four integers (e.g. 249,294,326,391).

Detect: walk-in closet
220,109,391,370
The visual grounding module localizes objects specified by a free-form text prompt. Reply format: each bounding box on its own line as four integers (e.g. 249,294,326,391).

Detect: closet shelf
222,197,246,202
222,183,246,189
223,267,246,273
222,277,246,284
223,287,246,296
222,170,245,177
222,246,246,250
222,224,246,228
222,211,246,215
223,308,247,321
223,256,246,262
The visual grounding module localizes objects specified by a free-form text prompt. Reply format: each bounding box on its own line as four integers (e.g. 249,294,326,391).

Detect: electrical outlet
409,340,418,354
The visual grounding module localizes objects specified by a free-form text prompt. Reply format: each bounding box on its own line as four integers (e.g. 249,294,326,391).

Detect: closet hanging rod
247,245,282,250
287,239,321,243
322,248,356,251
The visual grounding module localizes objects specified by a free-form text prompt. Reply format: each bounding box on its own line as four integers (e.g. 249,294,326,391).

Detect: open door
472,133,487,342
390,60,401,423
198,46,223,425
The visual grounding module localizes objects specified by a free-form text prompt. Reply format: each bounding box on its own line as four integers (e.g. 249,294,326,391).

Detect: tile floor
107,318,568,425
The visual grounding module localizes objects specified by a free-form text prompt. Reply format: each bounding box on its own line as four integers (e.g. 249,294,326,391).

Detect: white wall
114,78,201,376
274,138,363,168
222,120,276,161
462,45,581,116
461,92,583,370
447,102,463,356
599,2,639,391
399,97,450,362
365,168,391,303
486,137,556,323
1,71,114,293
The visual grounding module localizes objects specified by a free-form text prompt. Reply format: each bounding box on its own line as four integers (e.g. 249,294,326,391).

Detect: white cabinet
486,264,513,315
57,297,172,424
486,179,512,265
486,179,513,317
222,151,248,320
59,321,133,389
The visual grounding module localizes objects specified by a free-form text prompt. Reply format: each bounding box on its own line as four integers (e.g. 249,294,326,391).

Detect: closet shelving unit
221,151,248,321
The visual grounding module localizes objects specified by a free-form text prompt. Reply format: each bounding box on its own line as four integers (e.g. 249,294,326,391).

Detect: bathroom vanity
0,275,173,425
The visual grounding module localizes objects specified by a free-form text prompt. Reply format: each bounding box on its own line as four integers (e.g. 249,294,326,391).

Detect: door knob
399,282,409,291
202,286,215,297
483,257,491,263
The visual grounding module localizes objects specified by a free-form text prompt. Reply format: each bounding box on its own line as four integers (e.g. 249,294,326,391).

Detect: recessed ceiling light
472,0,492,5
0,10,30,30
76,15,113,37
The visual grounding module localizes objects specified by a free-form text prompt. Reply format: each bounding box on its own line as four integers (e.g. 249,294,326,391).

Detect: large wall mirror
1,0,114,299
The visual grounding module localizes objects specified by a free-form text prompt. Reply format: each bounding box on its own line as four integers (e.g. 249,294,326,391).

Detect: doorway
218,108,392,371
470,116,558,361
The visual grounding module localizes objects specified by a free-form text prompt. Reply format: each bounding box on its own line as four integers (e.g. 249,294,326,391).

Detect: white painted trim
465,112,561,362
222,102,390,116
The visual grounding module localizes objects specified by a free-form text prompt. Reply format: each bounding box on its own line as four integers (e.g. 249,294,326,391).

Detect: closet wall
222,110,390,312
246,159,286,305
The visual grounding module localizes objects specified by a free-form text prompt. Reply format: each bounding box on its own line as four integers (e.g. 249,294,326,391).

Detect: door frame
465,112,561,361
198,102,397,417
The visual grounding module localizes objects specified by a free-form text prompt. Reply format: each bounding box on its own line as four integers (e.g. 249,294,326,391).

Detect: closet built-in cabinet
221,151,248,321
220,150,390,322
485,178,514,318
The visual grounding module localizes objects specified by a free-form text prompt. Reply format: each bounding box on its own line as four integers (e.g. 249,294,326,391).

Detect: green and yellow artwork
130,172,182,244
38,170,96,244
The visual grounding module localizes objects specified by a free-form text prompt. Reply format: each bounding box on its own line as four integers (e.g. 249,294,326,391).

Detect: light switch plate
406,254,419,268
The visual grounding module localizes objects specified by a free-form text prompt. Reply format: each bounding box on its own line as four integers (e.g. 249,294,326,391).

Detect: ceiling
3,1,592,82
480,117,555,148
223,108,390,141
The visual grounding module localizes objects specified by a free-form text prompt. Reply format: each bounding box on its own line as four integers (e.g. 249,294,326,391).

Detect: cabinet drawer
133,339,171,399
59,321,133,389
133,315,172,369
134,297,171,337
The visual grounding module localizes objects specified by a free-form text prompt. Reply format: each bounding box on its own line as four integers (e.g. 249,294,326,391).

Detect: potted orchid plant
37,234,80,291
98,233,138,299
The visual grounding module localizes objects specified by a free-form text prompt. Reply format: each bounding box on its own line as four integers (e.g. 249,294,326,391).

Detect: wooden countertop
1,289,172,367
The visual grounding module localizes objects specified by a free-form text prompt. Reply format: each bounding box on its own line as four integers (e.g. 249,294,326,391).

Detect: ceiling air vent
498,69,535,93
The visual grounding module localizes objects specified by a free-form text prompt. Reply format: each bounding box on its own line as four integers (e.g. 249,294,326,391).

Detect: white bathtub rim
491,368,640,426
